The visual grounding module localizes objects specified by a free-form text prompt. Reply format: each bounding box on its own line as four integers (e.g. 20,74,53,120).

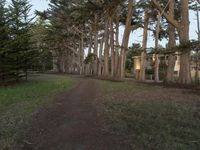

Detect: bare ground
18,78,129,150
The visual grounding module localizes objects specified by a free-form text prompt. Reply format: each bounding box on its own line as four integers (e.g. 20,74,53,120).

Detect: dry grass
97,80,200,149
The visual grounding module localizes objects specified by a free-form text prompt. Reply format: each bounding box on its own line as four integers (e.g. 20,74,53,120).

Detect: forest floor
1,74,200,150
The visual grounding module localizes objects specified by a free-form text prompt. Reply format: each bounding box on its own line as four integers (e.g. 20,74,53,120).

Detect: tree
151,0,192,84
48,0,83,74
120,0,134,78
139,8,149,81
0,0,10,82
8,0,33,81
154,11,161,83
164,0,177,84
30,17,53,72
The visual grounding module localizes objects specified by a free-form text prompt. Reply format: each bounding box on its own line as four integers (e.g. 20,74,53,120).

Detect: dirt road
19,78,128,150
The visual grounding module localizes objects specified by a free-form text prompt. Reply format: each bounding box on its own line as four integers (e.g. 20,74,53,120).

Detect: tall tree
139,8,149,81
151,0,192,84
8,0,33,81
30,17,53,72
154,11,161,83
103,16,110,76
0,0,10,82
164,0,177,84
120,0,134,78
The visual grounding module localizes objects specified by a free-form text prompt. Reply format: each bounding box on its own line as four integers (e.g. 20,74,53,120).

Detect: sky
30,0,199,48
30,0,49,12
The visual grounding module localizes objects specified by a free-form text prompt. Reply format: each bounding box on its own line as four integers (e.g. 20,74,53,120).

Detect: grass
0,74,78,150
98,80,200,150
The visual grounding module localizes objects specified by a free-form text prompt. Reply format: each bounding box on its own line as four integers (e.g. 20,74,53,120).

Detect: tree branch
150,0,179,30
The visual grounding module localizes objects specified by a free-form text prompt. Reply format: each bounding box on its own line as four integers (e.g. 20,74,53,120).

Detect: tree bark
164,0,176,84
139,9,149,81
94,15,98,75
88,27,93,55
195,50,199,84
114,15,120,77
103,19,110,76
154,12,161,83
195,2,200,84
79,33,84,75
109,17,115,77
98,36,104,76
151,0,192,84
177,0,191,84
120,0,134,78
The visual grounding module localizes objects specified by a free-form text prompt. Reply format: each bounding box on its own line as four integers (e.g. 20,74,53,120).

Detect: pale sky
30,0,49,12
30,0,199,48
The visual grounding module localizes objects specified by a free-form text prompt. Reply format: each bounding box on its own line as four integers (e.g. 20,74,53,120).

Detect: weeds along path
19,78,127,150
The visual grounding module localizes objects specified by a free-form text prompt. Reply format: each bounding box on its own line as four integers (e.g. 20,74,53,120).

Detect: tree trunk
93,30,98,75
177,0,191,84
88,28,93,54
93,15,98,75
109,17,115,77
98,37,104,76
164,0,176,84
57,54,64,73
114,15,120,77
195,2,200,84
151,0,191,85
120,0,134,78
79,34,84,75
139,9,149,81
195,50,199,84
165,53,176,83
103,19,110,76
154,54,160,82
154,12,161,83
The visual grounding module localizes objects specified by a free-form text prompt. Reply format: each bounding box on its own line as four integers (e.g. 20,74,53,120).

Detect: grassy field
0,74,78,149
97,80,200,150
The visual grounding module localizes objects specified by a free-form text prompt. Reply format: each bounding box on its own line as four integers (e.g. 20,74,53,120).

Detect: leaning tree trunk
120,0,134,78
178,0,192,84
164,0,176,84
154,12,161,83
103,19,110,76
139,9,149,81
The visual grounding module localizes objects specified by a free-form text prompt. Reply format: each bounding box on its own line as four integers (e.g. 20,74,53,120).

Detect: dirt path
19,78,128,150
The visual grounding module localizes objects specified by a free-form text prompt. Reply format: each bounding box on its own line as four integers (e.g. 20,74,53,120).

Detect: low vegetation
0,74,78,149
98,80,200,149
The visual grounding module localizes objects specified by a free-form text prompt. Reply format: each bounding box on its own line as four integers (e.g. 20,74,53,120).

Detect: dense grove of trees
45,0,199,85
0,0,52,83
0,0,200,85
0,0,33,82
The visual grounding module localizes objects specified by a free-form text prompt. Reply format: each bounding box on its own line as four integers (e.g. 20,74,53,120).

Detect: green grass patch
98,80,200,150
0,75,76,107
98,80,154,94
0,74,78,149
